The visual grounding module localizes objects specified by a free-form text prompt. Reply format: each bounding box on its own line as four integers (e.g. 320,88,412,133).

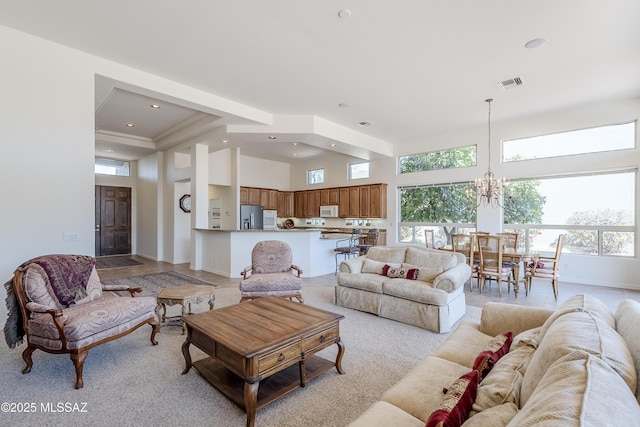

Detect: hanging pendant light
474,98,505,208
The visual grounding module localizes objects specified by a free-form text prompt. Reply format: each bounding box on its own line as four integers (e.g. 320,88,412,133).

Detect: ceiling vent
358,121,373,127
493,76,525,91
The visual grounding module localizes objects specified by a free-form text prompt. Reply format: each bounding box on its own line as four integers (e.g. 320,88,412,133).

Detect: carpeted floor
95,256,143,270
101,271,215,297
0,286,481,427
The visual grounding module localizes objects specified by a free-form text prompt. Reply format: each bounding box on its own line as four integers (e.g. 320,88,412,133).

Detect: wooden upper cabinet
359,185,370,218
328,188,340,205
348,187,360,217
277,191,294,217
240,187,249,205
248,188,261,205
307,190,320,217
294,191,307,218
260,189,270,208
320,189,330,206
339,187,350,217
368,183,387,218
268,189,278,210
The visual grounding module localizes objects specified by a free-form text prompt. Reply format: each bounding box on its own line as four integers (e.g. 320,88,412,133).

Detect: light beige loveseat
348,294,640,426
335,246,471,333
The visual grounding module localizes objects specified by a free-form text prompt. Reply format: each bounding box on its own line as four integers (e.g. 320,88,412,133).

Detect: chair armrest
291,264,303,277
25,302,63,317
241,266,253,279
102,284,143,297
338,256,366,274
433,263,471,292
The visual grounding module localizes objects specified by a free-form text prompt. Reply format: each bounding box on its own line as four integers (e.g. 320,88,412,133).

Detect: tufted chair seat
239,240,304,303
9,254,159,388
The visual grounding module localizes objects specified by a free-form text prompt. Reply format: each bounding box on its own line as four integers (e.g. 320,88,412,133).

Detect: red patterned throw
426,370,479,427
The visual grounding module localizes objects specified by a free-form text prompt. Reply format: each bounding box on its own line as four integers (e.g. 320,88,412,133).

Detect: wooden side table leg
244,380,259,427
335,338,346,375
181,329,192,374
181,302,188,335
299,359,307,387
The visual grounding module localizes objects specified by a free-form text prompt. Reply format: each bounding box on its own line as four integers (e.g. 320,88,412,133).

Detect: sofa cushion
533,294,615,346
336,272,387,293
462,403,518,427
472,332,513,380
405,247,458,271
426,370,479,427
520,310,637,406
432,321,496,368
507,350,640,426
366,246,407,264
382,279,449,306
383,356,471,422
472,345,534,413
362,258,400,274
615,299,640,402
402,263,443,282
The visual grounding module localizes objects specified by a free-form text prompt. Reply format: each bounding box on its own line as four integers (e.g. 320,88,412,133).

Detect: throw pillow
473,332,513,380
362,259,400,274
382,264,419,280
402,263,443,282
426,370,479,427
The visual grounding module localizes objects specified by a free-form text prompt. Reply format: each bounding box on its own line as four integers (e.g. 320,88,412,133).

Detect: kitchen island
195,228,350,278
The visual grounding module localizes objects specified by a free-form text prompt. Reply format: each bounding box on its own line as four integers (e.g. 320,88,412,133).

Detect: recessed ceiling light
293,142,298,146
150,104,160,109
330,144,337,147
525,38,546,49
105,149,113,153
268,136,277,140
222,140,229,144
126,123,135,127
292,153,297,156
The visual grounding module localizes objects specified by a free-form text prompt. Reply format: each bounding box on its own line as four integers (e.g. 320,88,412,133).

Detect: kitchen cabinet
240,187,248,205
277,191,294,217
368,183,387,218
269,190,278,210
359,185,370,218
339,188,350,218
294,191,307,218
320,189,330,206
348,187,360,217
307,190,320,218
248,188,261,205
329,188,340,205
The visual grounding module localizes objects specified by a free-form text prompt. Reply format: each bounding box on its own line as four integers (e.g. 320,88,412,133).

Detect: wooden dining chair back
477,235,514,297
424,229,435,248
451,233,476,290
525,234,566,300
498,232,519,282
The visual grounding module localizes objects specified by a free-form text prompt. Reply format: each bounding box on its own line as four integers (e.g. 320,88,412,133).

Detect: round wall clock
179,194,191,213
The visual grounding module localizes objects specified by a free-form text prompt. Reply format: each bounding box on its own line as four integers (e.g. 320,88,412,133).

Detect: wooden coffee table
181,297,345,427
155,284,215,334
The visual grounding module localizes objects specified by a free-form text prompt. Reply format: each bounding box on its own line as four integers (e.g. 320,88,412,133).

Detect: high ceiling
1,1,639,162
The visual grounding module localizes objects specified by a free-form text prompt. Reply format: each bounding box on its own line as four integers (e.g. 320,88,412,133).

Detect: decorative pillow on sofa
473,332,513,380
402,263,443,282
382,264,419,280
426,370,479,427
362,259,401,274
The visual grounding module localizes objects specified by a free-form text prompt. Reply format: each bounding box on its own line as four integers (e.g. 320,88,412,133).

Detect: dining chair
498,232,519,283
524,234,566,300
358,228,379,255
477,235,514,297
424,229,435,248
451,233,477,291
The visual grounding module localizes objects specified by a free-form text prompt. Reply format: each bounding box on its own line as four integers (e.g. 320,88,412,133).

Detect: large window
399,183,477,246
503,121,635,162
399,145,476,174
504,170,636,257
95,158,130,176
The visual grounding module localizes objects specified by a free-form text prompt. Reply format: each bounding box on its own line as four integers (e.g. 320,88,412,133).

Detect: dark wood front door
95,185,132,256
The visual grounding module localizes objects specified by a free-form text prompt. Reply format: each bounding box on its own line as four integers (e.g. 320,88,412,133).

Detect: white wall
136,153,160,260
240,155,290,189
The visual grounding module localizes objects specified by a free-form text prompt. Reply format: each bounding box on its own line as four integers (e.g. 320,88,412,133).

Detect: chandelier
474,98,505,208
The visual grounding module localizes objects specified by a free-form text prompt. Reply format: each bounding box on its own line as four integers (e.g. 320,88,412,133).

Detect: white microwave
319,205,339,217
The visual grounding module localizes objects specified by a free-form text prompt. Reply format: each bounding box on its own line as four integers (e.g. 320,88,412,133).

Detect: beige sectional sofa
348,294,640,426
335,246,471,333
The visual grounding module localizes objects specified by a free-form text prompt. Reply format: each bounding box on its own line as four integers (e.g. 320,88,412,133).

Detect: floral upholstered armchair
6,254,159,388
239,240,304,303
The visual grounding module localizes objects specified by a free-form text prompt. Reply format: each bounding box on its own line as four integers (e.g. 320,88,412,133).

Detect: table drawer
259,342,301,373
303,325,339,353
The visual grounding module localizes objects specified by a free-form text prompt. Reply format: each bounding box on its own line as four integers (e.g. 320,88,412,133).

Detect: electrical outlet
63,232,80,242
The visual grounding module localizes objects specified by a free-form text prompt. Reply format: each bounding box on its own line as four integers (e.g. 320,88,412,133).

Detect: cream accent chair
525,234,566,300
11,255,159,389
239,240,304,303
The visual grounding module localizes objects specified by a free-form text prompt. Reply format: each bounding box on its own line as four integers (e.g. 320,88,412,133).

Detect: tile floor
98,255,640,313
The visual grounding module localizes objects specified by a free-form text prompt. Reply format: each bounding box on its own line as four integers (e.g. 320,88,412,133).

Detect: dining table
439,245,539,297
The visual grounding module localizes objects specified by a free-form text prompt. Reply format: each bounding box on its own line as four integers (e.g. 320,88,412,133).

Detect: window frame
307,168,325,185
348,161,370,180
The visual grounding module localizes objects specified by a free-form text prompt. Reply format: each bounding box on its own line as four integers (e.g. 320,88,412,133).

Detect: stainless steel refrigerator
240,205,264,229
